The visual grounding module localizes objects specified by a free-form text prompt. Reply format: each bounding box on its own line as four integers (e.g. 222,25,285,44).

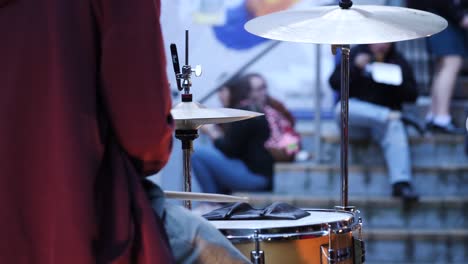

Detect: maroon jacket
0,0,174,263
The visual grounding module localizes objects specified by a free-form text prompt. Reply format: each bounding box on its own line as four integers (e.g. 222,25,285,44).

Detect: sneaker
401,113,426,135
426,121,465,135
392,182,419,202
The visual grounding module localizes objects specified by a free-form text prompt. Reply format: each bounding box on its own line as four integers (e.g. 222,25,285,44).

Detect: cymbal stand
333,0,354,212
170,30,202,210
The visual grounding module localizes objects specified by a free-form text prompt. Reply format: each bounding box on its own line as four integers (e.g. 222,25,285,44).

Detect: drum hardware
353,217,365,264
170,30,262,209
237,1,448,262
250,230,265,264
211,209,359,264
326,224,335,264
245,0,447,210
163,191,249,203
321,224,354,264
170,30,201,209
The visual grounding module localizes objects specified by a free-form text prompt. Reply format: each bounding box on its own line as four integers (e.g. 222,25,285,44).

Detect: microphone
170,43,182,91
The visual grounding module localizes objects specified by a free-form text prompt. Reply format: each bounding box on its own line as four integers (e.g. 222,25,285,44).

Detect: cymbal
245,5,447,44
171,101,263,130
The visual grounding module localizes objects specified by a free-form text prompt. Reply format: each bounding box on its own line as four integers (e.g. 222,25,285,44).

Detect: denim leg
345,99,391,127
163,203,250,264
191,144,222,193
371,119,412,184
191,144,269,193
335,99,412,184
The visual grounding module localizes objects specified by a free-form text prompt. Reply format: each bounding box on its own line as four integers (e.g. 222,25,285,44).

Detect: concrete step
274,164,468,197
234,193,468,230
298,129,468,166
364,229,468,263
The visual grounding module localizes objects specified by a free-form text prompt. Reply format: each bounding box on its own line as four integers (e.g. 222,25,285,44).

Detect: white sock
433,115,451,126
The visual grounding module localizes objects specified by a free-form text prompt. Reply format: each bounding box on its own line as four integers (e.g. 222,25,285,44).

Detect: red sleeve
92,0,174,175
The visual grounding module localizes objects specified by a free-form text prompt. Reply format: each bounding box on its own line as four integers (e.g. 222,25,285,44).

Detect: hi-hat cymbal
171,101,263,130
245,5,447,44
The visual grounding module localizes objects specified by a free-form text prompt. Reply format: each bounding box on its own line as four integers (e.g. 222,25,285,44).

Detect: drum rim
211,209,358,242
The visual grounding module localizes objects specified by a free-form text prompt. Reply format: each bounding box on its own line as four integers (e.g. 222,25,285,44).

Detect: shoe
426,121,465,135
392,182,419,202
401,114,426,135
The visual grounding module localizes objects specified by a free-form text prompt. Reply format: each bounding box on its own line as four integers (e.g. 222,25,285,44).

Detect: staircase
236,116,468,263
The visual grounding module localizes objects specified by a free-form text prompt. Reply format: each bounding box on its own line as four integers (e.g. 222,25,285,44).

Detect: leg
163,203,250,264
340,99,412,181
370,118,418,201
336,100,417,199
345,99,392,128
371,119,412,184
334,99,381,140
191,144,269,194
430,55,463,118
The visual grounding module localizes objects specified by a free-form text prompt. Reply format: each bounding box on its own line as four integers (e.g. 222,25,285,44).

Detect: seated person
329,43,419,201
218,73,302,162
192,75,274,195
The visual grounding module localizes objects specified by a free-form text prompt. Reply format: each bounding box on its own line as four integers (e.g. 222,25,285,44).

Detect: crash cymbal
245,5,447,44
171,101,263,130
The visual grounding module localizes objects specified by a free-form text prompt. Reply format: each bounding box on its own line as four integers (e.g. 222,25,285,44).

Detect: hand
388,110,401,121
354,53,371,70
266,146,294,162
460,14,468,29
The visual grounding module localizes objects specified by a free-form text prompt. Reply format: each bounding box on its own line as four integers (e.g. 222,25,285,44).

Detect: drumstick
164,191,249,203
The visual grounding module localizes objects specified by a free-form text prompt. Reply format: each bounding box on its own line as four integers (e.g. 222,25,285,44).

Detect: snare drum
210,209,362,264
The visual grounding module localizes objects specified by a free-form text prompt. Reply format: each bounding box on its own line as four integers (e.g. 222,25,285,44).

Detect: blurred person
192,76,274,195
215,74,303,162
243,73,303,162
329,43,419,202
408,0,468,134
0,0,175,263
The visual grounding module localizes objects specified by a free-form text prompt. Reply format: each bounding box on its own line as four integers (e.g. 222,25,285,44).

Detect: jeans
191,144,269,194
163,203,249,264
144,180,250,264
335,99,412,184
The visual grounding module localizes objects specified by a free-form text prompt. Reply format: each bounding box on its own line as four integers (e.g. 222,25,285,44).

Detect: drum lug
250,250,265,264
353,217,366,263
353,237,366,263
250,230,265,264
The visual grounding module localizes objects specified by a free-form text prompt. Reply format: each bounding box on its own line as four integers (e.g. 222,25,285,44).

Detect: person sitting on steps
329,43,419,202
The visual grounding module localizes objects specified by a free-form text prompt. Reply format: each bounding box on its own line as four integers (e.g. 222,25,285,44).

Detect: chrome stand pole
340,45,350,209
175,130,199,210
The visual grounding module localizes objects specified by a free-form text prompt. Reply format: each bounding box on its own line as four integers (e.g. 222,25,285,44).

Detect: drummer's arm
92,0,174,175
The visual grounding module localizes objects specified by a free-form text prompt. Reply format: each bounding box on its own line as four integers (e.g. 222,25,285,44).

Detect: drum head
210,209,356,242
